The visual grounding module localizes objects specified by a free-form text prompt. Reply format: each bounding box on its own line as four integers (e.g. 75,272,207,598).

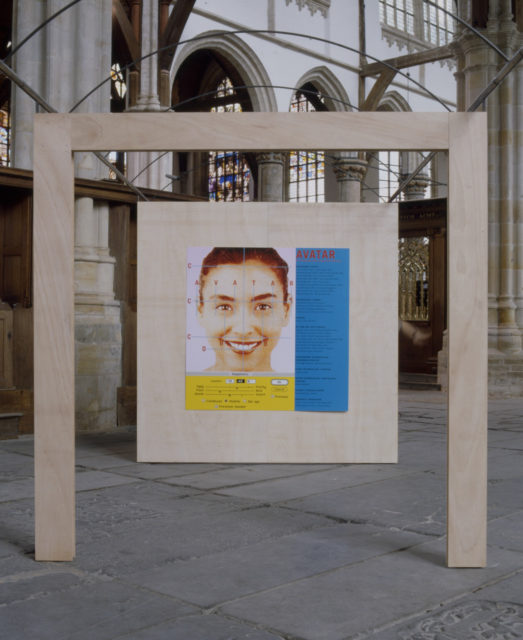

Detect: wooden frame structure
33,112,487,567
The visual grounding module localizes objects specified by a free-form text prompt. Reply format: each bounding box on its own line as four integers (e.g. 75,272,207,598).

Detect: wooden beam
112,0,141,65
360,68,397,111
361,44,454,77
69,112,450,152
158,0,196,70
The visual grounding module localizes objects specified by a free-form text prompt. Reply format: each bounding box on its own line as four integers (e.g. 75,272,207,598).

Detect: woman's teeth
225,340,261,353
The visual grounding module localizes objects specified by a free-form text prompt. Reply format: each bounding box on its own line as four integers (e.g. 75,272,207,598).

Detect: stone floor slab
2,391,523,640
0,437,34,455
105,462,230,480
0,451,33,481
370,598,523,639
465,568,523,603
285,470,446,536
0,574,197,640
487,450,523,481
117,613,284,640
75,452,137,469
487,477,523,520
73,505,332,577
487,511,523,553
216,465,413,503
220,541,523,640
0,477,34,503
124,523,429,607
75,469,139,492
161,463,337,490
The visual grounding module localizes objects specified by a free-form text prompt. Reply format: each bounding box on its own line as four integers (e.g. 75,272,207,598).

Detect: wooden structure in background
33,111,487,568
0,167,203,433
399,198,447,376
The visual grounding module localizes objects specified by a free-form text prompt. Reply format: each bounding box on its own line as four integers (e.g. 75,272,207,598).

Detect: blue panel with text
295,248,350,411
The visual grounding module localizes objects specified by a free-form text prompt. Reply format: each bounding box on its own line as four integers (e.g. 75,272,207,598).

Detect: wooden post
33,115,76,561
447,113,488,567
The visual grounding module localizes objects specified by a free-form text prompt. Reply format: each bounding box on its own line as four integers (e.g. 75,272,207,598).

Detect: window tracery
288,89,325,203
379,0,456,53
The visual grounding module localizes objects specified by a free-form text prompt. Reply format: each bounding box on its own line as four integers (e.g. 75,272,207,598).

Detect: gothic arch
378,91,412,112
170,31,277,112
291,66,353,111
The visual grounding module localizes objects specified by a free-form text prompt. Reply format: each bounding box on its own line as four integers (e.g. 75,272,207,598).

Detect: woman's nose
228,305,255,335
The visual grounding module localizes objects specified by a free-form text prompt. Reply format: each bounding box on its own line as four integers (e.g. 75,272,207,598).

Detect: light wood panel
447,113,488,567
69,112,450,152
137,203,398,463
33,115,76,561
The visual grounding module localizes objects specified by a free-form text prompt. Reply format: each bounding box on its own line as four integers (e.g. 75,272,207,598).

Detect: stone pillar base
75,301,122,431
488,353,523,398
437,329,448,391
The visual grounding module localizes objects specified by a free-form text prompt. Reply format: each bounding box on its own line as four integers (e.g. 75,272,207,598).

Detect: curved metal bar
69,29,453,113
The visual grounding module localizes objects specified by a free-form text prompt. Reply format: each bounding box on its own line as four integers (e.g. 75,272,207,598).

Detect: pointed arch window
208,77,252,201
288,88,325,202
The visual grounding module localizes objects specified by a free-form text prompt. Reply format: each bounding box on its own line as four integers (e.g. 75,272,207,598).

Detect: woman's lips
223,339,263,354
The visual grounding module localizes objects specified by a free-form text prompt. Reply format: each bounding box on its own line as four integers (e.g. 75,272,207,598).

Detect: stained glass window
208,78,251,202
108,63,127,179
0,109,10,167
288,90,325,203
111,63,127,99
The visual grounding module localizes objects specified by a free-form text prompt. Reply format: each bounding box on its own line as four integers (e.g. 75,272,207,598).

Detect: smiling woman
194,247,293,373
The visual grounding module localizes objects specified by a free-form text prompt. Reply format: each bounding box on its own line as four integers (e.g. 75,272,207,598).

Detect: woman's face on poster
198,260,291,372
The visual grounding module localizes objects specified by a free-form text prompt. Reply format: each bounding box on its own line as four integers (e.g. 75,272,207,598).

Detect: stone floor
1,390,523,639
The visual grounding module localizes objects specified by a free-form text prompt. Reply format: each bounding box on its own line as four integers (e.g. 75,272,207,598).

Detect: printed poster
186,247,349,412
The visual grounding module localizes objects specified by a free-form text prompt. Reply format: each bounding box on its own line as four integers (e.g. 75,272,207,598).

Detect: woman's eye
255,303,272,312
216,303,232,312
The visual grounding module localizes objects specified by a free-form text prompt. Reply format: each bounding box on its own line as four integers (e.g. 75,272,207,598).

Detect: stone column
11,0,46,169
332,153,367,202
454,0,522,395
256,152,285,201
75,198,122,430
11,0,122,430
127,0,172,191
515,40,523,332
487,4,521,353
